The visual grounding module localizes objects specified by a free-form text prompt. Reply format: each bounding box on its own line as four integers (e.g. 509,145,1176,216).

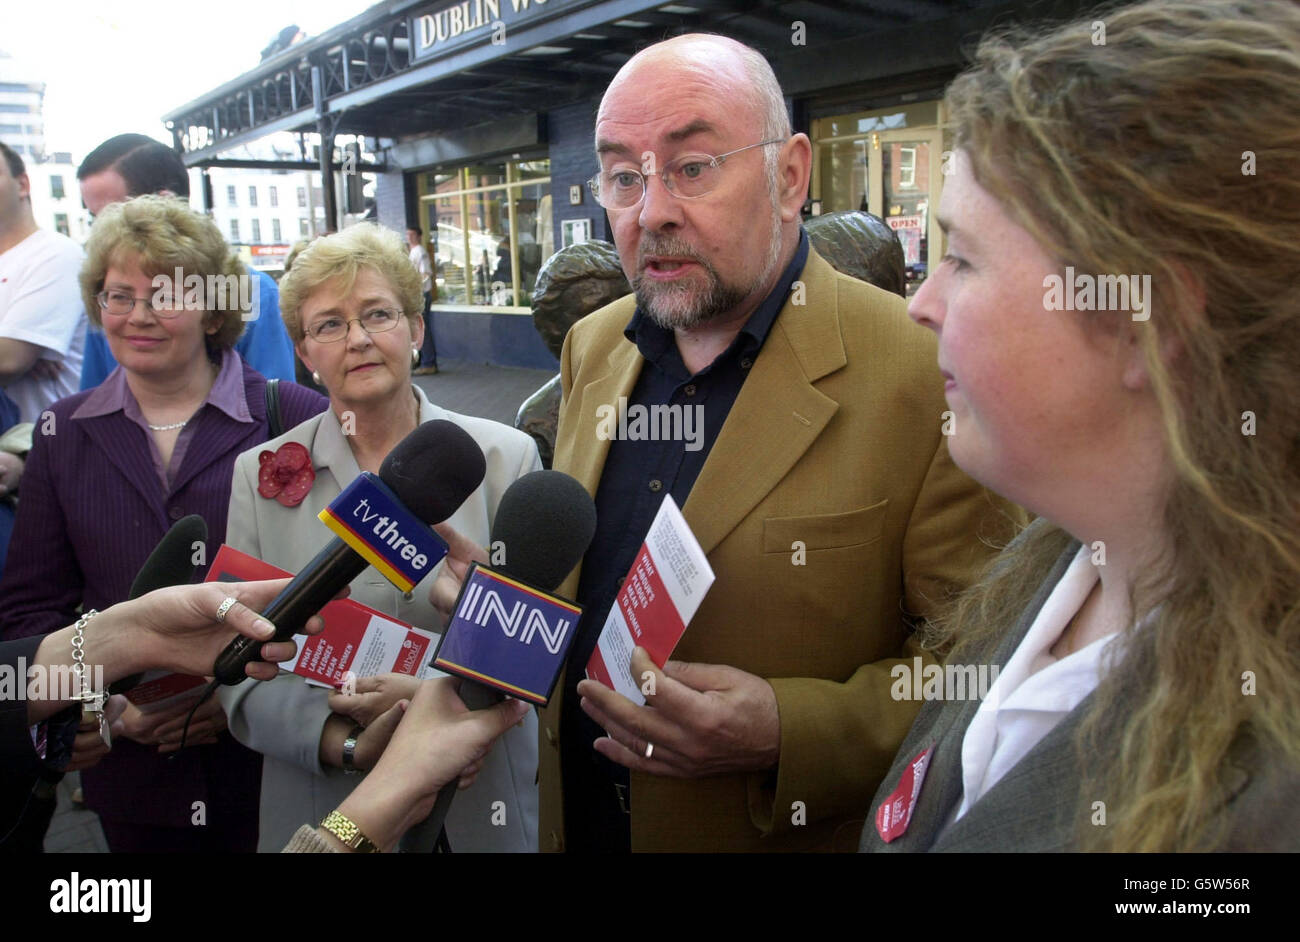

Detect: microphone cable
174,678,221,755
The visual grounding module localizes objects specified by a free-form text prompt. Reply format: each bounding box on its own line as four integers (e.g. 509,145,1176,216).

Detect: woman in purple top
0,196,326,851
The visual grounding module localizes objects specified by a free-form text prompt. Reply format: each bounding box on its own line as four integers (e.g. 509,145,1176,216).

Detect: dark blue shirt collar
624,228,810,373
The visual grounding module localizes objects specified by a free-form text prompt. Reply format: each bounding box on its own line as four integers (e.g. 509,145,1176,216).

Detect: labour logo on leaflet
317,472,448,592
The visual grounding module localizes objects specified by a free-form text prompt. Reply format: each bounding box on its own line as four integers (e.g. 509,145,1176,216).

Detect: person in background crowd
76,134,296,386
221,223,539,852
0,141,86,424
406,226,438,375
861,0,1299,853
0,196,325,852
432,33,1020,853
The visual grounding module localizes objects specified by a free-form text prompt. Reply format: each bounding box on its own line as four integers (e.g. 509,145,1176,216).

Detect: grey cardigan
860,519,1300,852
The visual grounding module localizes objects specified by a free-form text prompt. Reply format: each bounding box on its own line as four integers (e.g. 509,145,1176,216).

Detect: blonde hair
80,195,247,352
277,223,423,340
282,238,314,275
927,0,1300,851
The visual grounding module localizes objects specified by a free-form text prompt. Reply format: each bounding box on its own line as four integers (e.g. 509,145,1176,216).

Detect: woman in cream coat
220,224,540,852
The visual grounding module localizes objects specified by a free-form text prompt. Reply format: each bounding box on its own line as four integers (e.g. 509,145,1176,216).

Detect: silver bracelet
71,609,113,747
70,609,100,697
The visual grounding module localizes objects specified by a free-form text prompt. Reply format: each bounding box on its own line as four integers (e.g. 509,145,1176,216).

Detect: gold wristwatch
320,810,380,853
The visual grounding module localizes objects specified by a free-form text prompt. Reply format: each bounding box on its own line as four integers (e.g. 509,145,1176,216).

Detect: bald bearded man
433,34,1020,853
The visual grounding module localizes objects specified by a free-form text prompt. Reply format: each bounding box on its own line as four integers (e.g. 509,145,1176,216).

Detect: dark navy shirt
561,230,809,852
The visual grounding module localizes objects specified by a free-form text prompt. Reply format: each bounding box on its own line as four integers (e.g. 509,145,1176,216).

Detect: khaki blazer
542,249,1021,852
219,385,543,852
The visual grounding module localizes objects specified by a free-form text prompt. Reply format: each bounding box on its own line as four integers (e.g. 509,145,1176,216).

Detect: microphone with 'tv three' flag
402,469,597,853
211,420,487,686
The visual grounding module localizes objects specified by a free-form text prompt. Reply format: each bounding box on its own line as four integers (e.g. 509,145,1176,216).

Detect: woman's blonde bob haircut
79,195,247,353
278,224,424,340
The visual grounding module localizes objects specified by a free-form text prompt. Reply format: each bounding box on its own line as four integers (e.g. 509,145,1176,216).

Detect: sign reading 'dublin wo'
433,563,582,704
318,472,449,593
409,0,584,63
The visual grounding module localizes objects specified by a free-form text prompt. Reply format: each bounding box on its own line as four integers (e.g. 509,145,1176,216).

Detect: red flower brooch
257,442,316,507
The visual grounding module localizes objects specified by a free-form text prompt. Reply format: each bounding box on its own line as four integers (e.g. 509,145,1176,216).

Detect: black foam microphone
402,469,597,852
211,420,487,686
109,514,209,695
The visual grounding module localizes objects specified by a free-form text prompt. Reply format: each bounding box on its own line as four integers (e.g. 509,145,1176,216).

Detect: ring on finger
644,741,655,760
215,596,239,623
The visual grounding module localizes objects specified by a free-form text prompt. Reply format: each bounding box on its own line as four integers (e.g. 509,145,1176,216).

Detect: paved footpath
44,359,556,853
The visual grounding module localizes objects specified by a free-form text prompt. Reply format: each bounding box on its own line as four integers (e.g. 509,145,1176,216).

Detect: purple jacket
0,358,326,836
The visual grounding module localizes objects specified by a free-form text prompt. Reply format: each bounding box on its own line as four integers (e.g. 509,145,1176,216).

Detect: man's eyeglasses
96,290,185,318
305,308,403,343
587,138,786,210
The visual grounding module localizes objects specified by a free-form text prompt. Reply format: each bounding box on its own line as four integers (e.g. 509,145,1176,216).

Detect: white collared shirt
952,545,1120,821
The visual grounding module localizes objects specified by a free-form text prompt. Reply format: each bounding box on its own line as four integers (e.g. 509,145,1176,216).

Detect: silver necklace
147,418,190,431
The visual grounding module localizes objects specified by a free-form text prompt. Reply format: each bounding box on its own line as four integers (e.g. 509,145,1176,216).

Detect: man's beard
632,205,784,331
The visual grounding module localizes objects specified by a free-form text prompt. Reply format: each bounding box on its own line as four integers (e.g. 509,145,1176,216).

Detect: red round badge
256,442,315,507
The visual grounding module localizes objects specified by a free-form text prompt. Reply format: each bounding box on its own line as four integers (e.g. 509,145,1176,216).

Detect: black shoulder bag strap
264,378,284,439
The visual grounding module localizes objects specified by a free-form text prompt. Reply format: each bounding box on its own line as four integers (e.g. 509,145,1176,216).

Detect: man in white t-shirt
0,142,86,423
406,226,438,375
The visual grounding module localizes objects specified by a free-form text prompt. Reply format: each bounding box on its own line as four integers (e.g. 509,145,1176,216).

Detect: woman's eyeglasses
305,308,404,343
96,290,185,318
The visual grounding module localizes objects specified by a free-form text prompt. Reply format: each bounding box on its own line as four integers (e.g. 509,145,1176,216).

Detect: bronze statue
515,241,630,467
805,210,907,298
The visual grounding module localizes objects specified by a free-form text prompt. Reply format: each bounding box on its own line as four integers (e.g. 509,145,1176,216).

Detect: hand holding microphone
324,678,530,853
21,578,328,729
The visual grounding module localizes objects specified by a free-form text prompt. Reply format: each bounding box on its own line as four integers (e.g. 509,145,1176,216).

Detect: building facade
0,51,92,243
166,0,1101,369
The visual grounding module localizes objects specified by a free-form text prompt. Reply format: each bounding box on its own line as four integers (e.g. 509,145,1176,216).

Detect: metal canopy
164,0,1020,166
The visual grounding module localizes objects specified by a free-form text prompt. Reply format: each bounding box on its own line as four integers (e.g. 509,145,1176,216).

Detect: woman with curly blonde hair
0,195,325,851
862,0,1299,852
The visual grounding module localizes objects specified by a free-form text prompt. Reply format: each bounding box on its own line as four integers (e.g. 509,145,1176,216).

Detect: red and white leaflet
122,671,207,713
202,544,440,688
586,496,714,705
283,613,437,688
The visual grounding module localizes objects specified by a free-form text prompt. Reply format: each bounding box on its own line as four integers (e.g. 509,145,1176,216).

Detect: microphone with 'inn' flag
109,514,209,695
402,469,597,852
211,420,486,686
